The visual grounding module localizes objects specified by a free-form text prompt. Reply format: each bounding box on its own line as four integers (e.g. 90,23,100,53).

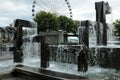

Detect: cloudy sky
0,0,120,27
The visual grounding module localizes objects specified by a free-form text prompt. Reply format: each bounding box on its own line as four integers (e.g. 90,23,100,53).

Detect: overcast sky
0,0,120,27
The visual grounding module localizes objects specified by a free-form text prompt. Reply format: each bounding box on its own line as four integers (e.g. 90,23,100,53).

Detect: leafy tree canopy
34,11,59,32
34,11,80,34
113,19,120,34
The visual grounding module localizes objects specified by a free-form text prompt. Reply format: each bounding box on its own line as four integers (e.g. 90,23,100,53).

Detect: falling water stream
21,27,40,67
0,23,120,80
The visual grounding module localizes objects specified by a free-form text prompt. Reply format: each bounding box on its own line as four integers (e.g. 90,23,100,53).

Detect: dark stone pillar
14,50,23,62
40,36,49,68
79,20,89,47
95,1,108,45
41,43,49,68
78,20,89,72
13,19,38,63
78,49,88,72
95,22,103,45
103,23,107,45
33,36,49,68
14,26,23,63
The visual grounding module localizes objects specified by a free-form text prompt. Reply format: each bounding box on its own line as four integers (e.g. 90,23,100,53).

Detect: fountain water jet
0,1,120,80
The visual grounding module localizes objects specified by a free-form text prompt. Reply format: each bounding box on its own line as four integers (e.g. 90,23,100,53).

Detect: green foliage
34,11,59,32
73,20,80,34
34,11,80,34
58,16,80,34
113,19,120,34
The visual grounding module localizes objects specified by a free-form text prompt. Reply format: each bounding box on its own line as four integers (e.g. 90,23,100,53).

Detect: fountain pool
0,1,120,80
0,59,120,80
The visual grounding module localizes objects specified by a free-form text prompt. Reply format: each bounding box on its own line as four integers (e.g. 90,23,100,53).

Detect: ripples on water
0,60,14,73
47,61,120,80
0,59,120,80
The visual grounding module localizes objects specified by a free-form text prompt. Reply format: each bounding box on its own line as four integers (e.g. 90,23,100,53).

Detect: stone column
40,36,49,68
14,26,23,63
33,36,49,68
78,20,89,72
95,1,110,45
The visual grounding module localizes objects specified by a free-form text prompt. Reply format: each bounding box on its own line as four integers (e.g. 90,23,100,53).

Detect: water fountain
0,26,16,60
37,1,120,79
0,1,120,80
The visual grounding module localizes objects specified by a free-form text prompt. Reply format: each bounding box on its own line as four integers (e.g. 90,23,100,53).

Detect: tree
113,19,120,35
58,16,80,34
34,11,80,34
34,11,59,32
73,20,80,34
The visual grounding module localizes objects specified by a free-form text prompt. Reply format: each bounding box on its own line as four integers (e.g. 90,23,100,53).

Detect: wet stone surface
1,77,27,80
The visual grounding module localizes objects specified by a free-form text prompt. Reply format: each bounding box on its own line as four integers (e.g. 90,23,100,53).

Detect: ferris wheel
32,0,73,19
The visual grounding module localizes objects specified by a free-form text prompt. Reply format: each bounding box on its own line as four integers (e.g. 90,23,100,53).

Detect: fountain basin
90,47,120,70
0,65,87,80
49,44,120,70
0,72,27,80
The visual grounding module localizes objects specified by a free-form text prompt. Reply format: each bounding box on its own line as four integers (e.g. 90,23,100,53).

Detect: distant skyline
0,0,120,27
